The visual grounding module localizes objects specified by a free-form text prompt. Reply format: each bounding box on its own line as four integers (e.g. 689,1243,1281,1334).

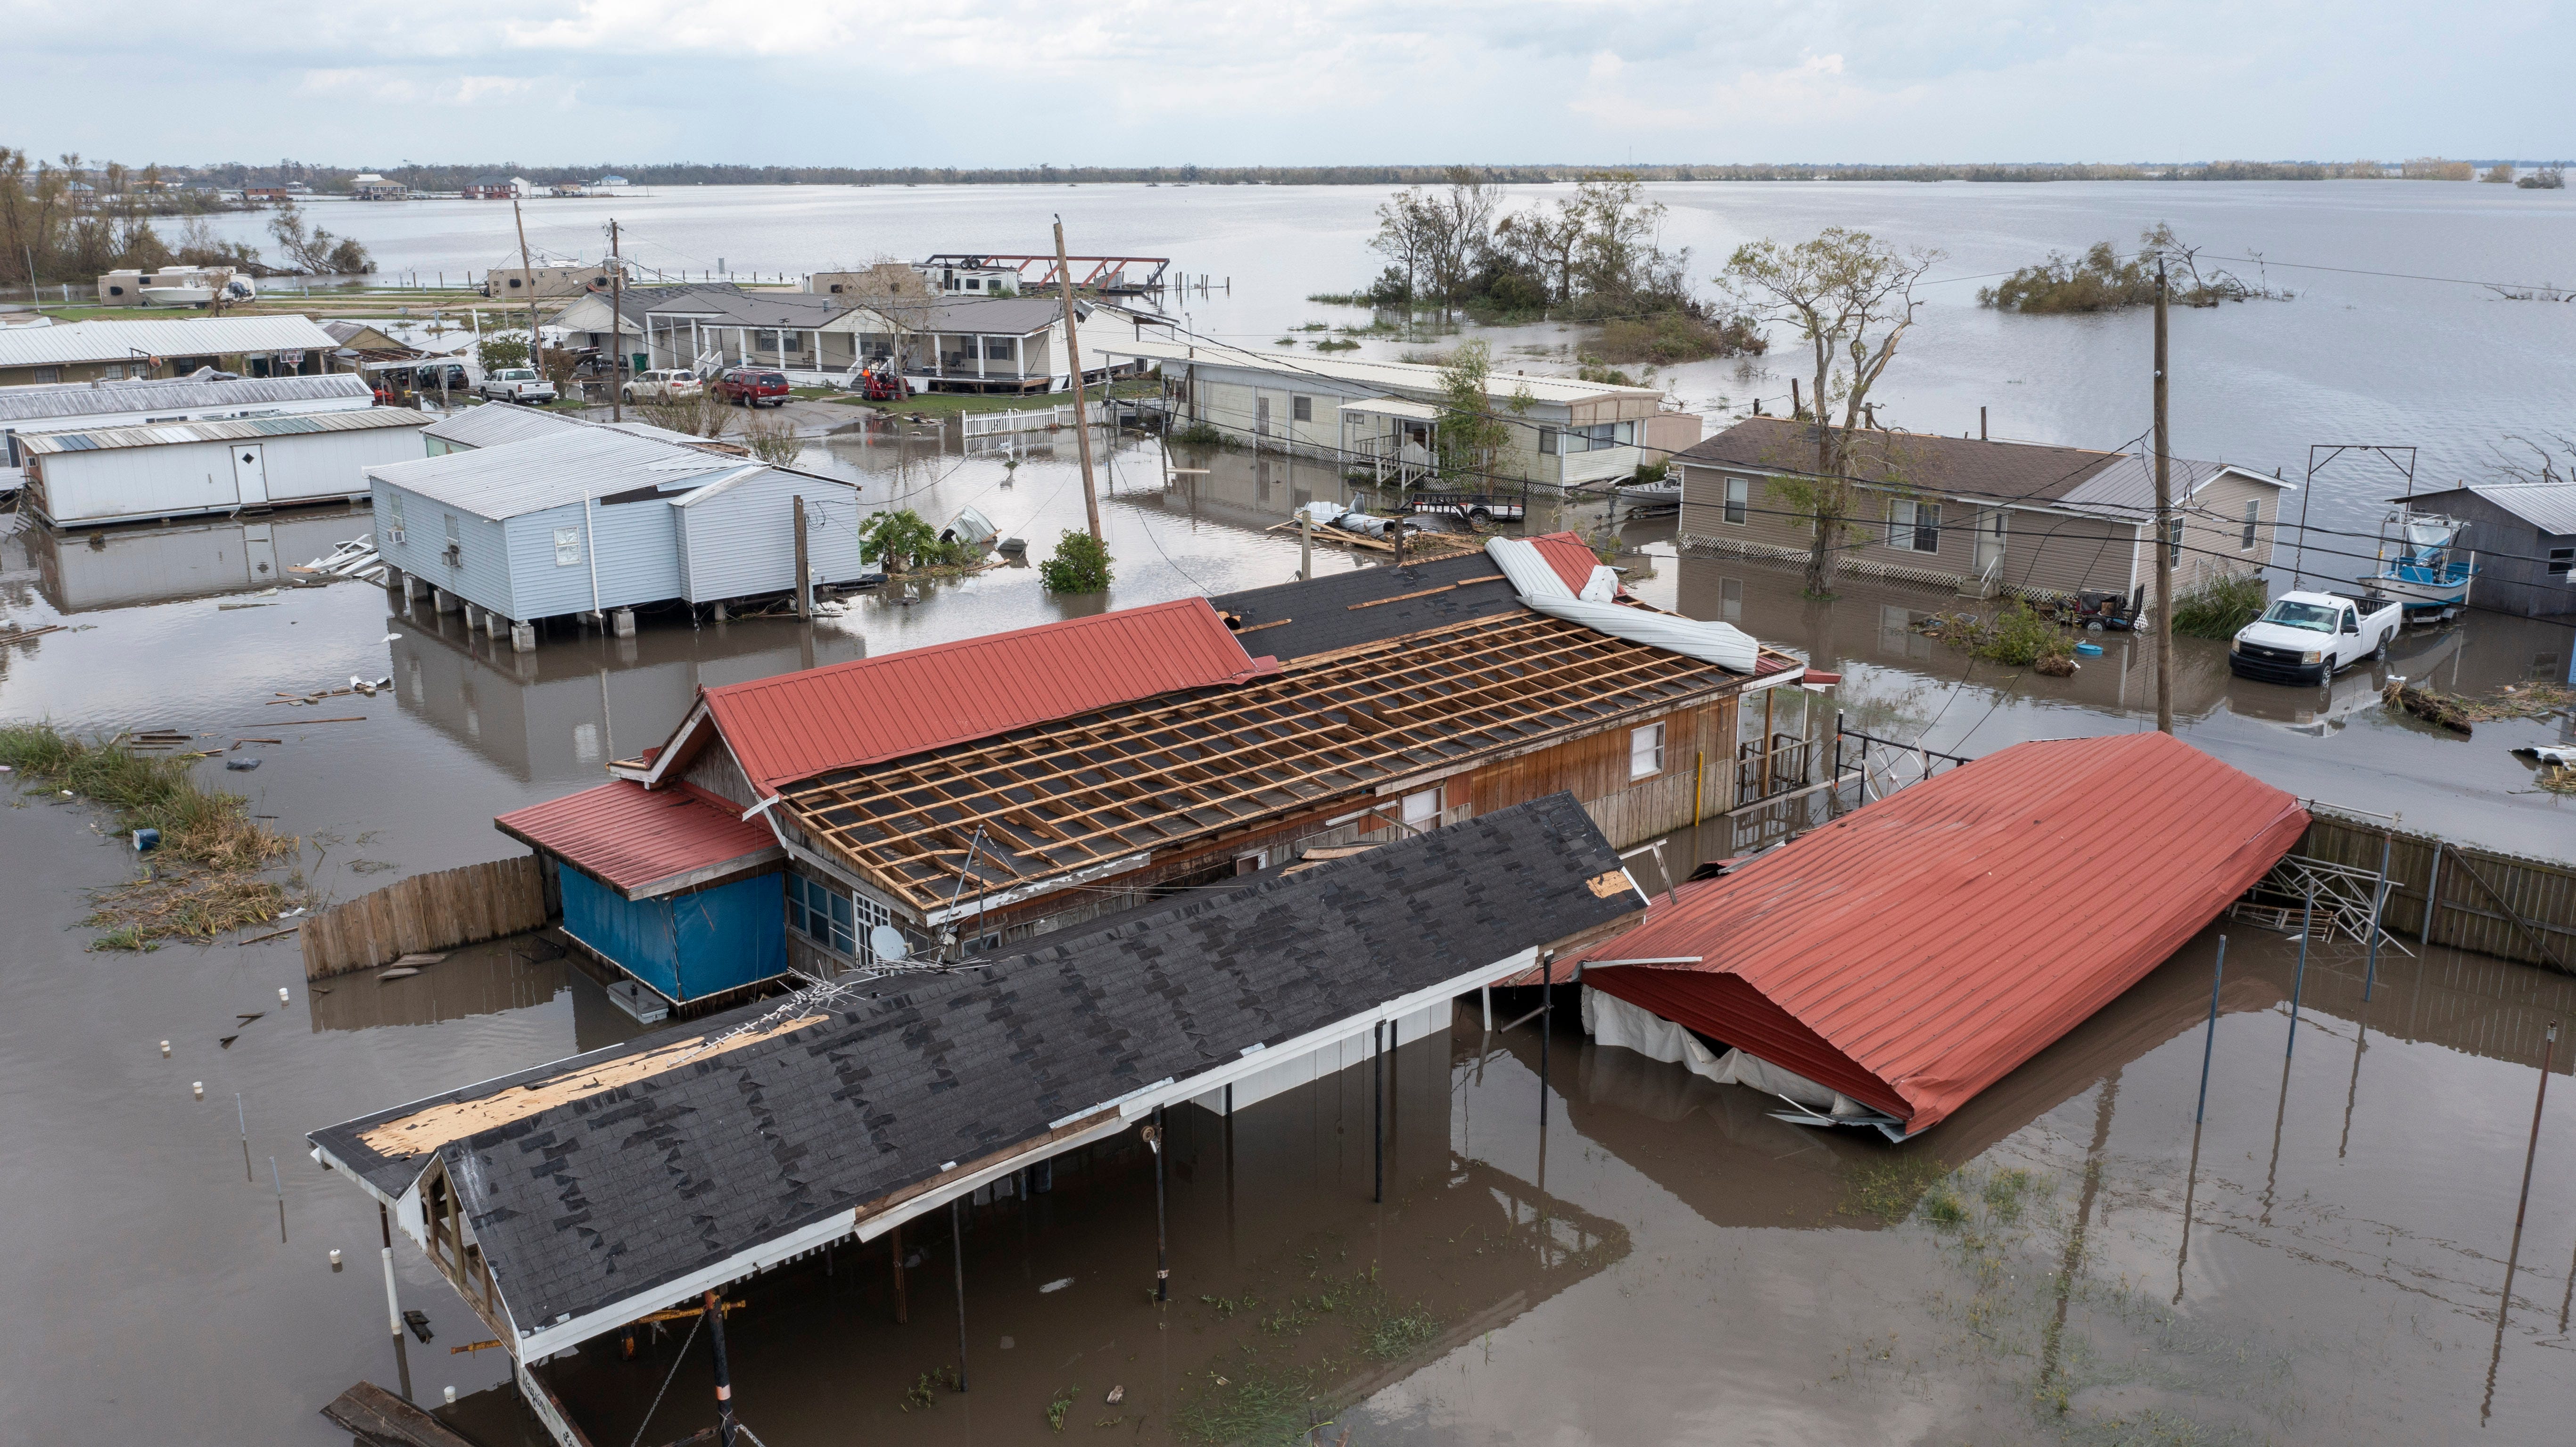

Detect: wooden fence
2301,806,2575,974
301,855,552,980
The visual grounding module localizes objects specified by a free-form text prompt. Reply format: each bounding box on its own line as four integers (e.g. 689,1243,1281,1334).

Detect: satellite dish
868,925,909,964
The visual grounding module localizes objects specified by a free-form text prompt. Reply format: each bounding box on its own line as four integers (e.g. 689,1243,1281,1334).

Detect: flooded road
0,413,2572,1444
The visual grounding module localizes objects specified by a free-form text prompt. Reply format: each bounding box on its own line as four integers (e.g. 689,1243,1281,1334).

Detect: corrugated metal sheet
2054,455,2290,520
17,407,428,455
705,599,1272,793
1098,336,1663,407
419,404,727,455
1572,732,2309,1132
366,428,750,520
673,469,867,602
0,372,372,424
496,780,781,896
2468,482,2576,536
1527,530,1606,593
0,314,339,369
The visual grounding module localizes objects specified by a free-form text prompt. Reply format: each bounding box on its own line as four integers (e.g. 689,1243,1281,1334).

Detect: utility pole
510,192,542,384
1052,217,1103,544
2152,261,2175,735
608,218,623,422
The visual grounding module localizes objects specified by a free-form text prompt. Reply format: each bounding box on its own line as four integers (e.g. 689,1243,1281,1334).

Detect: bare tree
840,256,936,380
1720,228,1941,597
1367,189,1431,299
1416,166,1499,309
2489,433,2576,485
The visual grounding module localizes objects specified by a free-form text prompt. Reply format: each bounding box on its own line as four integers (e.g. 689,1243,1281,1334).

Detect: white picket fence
961,404,1083,438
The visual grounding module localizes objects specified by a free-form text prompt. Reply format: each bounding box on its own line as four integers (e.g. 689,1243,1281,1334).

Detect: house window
1292,395,1313,423
2550,548,2574,578
1889,500,1941,553
1539,427,1558,454
983,337,1015,361
385,494,406,543
1720,576,1743,621
2240,500,2261,550
1401,785,1444,831
965,278,981,289
789,873,887,960
33,367,58,384
553,527,582,567
2168,518,2185,567
1723,476,1750,526
1630,723,1666,781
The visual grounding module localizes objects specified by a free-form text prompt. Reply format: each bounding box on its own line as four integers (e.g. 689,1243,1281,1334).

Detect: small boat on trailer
2367,505,2476,615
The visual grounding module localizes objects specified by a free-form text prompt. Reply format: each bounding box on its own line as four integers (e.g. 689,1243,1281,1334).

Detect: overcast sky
8,0,2564,168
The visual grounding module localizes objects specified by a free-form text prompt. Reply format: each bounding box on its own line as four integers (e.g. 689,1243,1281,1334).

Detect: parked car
713,368,791,408
2227,590,2402,685
477,367,558,405
623,369,703,404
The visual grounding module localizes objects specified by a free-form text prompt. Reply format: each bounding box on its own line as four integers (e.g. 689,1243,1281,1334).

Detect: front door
1975,509,2007,576
1255,393,1271,438
241,521,276,583
231,444,269,506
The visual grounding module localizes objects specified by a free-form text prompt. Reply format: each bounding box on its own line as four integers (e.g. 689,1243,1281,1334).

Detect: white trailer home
17,408,430,527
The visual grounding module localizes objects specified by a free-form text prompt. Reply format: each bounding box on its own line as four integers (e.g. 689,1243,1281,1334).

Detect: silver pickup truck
2227,589,2402,685
476,367,557,405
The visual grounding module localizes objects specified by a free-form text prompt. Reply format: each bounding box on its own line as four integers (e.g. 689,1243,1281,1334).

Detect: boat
2366,504,2477,613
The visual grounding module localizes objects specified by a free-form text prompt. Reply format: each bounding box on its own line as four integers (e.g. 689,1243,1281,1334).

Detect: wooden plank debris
318,1380,487,1447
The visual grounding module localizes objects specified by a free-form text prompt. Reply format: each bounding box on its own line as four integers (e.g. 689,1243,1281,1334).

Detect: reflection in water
24,506,371,613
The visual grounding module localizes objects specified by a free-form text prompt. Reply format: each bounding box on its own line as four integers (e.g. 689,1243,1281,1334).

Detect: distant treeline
173,157,2553,191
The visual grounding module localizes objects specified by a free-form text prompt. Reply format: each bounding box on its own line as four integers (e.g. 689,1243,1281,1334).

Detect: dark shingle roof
1676,417,2126,506
1206,550,1526,661
312,794,1635,1330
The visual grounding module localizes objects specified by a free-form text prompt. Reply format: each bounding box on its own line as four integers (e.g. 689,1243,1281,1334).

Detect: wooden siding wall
2302,807,2575,973
300,855,552,979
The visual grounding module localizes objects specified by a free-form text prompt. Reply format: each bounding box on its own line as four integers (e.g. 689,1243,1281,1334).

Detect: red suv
713,368,791,407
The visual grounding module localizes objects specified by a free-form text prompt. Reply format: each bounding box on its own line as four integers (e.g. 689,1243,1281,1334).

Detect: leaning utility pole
1052,217,1104,544
510,193,542,380
608,218,624,422
2152,261,2175,736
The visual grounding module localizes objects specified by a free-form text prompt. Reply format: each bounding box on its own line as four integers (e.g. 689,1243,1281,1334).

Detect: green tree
1037,529,1113,593
859,509,943,571
475,331,531,371
1719,228,1940,598
1431,339,1528,485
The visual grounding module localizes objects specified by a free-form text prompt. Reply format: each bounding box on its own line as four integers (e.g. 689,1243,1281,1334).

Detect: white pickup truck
476,368,557,405
2227,589,2402,686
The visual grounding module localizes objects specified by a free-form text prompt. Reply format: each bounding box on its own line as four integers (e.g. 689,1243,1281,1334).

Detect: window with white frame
553,527,582,567
1889,499,1941,553
2240,499,2261,551
787,872,854,955
2168,518,2185,567
983,337,1015,360
1292,394,1313,423
1629,722,1666,781
1401,785,1443,832
1722,475,1750,526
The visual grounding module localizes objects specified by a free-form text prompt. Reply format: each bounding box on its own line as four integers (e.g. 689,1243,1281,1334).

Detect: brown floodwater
0,423,2571,1445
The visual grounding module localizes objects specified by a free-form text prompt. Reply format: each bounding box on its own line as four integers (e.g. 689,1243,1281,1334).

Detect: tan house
1674,419,2289,601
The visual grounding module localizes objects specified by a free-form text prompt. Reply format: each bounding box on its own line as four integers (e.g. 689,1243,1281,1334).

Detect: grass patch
1593,311,1765,365
1840,1154,1953,1223
0,724,300,946
1171,421,1227,447
2170,573,2268,639
1176,1362,1321,1446
1357,1300,1443,1361
1982,1167,2038,1224
1312,338,1360,352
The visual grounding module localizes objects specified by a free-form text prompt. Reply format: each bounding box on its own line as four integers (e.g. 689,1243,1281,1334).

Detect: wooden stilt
702,1290,739,1447
1372,1020,1385,1204
892,1223,908,1324
1152,1105,1170,1302
951,1198,970,1391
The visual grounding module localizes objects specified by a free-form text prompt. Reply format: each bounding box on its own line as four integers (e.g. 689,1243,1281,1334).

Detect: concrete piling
509,621,535,653
431,588,461,615
611,608,636,638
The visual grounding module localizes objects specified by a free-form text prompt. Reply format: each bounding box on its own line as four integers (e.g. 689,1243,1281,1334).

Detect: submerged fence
2300,805,2575,974
300,856,551,980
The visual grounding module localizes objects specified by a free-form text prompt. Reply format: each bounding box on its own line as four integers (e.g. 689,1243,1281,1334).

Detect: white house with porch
1097,335,1670,492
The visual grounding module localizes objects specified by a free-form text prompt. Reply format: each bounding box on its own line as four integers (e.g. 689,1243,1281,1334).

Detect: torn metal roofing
693,598,1272,796
1572,732,2308,1133
495,781,782,898
15,406,430,455
779,608,1771,916
418,404,727,454
308,794,1640,1339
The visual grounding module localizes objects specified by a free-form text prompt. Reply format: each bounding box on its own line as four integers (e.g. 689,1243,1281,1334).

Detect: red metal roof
495,781,782,897
700,598,1274,794
1527,531,1607,594
1570,732,2309,1132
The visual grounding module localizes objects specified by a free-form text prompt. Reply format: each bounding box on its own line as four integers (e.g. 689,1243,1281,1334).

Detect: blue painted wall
559,867,786,1003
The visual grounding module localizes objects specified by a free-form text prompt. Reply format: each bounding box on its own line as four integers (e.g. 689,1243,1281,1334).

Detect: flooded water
1,236,2572,1440
203,179,2576,582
